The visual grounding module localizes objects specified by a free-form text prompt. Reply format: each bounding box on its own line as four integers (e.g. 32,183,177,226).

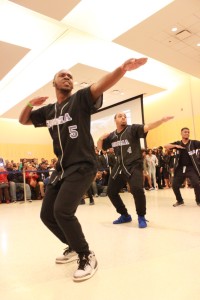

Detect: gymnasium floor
0,188,200,300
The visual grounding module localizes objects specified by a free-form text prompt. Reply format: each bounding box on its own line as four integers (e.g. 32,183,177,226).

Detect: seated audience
7,163,32,202
37,162,49,199
91,170,108,197
25,165,40,200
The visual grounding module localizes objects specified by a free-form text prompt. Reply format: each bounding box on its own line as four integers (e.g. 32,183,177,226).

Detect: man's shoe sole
56,256,78,264
173,203,184,207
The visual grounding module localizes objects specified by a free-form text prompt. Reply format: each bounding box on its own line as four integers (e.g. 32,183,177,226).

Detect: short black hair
181,127,189,132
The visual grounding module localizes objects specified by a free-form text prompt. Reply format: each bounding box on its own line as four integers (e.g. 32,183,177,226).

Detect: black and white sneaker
73,251,98,282
55,248,78,264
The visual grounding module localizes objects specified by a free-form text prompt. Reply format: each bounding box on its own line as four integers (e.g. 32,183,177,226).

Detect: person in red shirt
0,167,10,204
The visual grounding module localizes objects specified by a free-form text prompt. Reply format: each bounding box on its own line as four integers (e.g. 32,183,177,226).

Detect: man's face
41,163,46,169
115,113,127,128
181,129,190,139
96,171,103,178
53,70,73,92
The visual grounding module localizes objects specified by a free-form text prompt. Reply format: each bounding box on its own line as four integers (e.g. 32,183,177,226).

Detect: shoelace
63,248,71,256
139,217,149,223
77,255,90,270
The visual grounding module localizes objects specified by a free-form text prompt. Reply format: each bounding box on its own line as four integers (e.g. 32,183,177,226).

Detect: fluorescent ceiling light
63,0,174,41
0,1,67,49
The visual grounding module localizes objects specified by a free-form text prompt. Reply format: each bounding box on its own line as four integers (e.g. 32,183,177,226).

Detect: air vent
175,30,192,40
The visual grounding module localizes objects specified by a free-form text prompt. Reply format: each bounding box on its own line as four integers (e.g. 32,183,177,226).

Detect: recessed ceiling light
197,43,200,47
171,27,178,32
111,90,120,95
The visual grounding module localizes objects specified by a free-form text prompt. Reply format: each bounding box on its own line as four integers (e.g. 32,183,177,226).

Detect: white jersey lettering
46,113,72,128
68,125,78,139
188,149,196,156
111,139,130,148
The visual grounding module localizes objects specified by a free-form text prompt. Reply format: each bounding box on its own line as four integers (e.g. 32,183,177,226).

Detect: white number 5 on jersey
68,125,78,139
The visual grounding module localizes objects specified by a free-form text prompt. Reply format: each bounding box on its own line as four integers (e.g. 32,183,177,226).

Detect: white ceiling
0,0,200,119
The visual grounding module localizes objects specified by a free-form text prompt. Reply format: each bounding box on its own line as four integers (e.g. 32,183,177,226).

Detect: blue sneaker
138,216,148,228
113,214,132,224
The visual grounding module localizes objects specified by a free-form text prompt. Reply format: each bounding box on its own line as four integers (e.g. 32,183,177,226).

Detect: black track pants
40,169,95,254
107,168,146,217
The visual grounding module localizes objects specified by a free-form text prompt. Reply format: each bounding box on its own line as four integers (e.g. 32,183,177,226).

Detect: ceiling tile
175,30,192,40
179,45,198,56
188,21,200,34
0,41,30,81
183,34,200,46
194,9,200,18
9,0,80,20
170,41,187,51
179,13,200,27
162,36,178,47
152,32,170,42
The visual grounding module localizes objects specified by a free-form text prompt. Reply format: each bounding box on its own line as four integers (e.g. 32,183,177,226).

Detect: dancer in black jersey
164,127,200,207
97,112,173,228
19,57,147,281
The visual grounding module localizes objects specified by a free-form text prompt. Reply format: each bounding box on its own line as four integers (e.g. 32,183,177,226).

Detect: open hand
122,58,148,72
162,116,174,123
29,96,49,107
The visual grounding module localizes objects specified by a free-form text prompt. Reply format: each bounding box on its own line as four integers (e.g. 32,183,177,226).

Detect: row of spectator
0,146,183,204
0,158,57,203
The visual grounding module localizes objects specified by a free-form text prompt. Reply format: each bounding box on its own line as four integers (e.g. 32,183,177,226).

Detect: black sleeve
131,124,147,139
170,141,181,148
102,135,112,151
193,140,200,148
78,87,103,114
30,106,47,128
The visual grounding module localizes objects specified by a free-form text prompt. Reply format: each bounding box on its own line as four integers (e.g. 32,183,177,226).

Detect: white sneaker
149,187,154,191
73,251,98,282
55,248,78,264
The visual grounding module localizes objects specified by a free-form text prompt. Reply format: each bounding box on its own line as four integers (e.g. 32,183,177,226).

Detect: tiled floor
1,188,200,300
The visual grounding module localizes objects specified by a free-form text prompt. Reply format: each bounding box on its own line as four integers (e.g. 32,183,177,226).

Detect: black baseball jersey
102,124,147,178
30,87,103,182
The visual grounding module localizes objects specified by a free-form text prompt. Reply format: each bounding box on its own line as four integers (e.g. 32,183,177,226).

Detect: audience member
0,166,10,204
7,163,32,202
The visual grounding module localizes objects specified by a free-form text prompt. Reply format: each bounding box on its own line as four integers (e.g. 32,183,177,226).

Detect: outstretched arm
164,143,184,149
19,97,48,125
144,116,174,133
90,58,147,102
97,133,110,150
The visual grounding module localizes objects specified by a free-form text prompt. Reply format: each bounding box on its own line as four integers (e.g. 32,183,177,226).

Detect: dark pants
172,166,200,203
107,166,146,217
0,187,10,202
40,169,95,254
156,166,163,188
86,186,94,202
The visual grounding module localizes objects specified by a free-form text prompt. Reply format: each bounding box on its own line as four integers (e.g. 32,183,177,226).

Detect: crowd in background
142,146,192,191
0,158,56,204
0,145,192,205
